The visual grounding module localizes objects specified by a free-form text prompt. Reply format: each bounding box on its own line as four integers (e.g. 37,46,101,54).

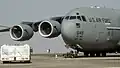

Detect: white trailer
0,44,31,63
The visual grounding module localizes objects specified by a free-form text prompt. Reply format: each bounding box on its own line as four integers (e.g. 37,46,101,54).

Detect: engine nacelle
39,20,61,38
10,24,34,41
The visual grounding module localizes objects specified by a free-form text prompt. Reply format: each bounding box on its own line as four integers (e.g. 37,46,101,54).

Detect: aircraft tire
96,53,100,57
102,53,106,57
90,53,95,57
84,52,89,57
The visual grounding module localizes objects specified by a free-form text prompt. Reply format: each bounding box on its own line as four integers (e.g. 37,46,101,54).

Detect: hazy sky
0,0,120,53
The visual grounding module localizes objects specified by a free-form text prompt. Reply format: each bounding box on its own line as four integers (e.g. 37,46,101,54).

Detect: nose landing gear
63,50,80,58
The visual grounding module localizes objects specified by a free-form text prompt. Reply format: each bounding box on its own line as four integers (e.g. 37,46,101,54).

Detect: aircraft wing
0,28,10,32
0,25,11,32
107,27,120,30
0,16,64,33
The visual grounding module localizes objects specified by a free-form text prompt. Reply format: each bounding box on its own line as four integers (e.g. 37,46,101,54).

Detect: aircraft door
95,23,107,43
107,30,113,40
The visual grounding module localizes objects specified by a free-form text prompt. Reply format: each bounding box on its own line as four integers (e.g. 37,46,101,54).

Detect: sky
0,0,120,53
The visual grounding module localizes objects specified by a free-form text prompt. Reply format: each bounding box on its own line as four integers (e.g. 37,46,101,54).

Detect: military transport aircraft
1,6,120,57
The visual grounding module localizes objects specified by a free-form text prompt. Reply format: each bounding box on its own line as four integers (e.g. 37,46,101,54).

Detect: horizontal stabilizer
106,27,120,30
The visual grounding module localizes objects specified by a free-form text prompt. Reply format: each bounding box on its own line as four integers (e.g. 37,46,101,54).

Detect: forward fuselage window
81,16,87,22
70,16,76,20
65,16,70,20
77,16,81,21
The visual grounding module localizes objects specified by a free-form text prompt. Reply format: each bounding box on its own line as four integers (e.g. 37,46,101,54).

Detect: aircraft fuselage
61,7,120,52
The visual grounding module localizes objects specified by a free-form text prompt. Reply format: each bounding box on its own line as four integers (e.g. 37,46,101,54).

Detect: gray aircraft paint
61,7,120,52
1,0,120,53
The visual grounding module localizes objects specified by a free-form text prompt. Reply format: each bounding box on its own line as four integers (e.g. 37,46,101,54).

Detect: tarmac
0,53,120,68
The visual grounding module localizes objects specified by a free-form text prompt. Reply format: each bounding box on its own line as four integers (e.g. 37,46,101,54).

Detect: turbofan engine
39,20,61,38
10,24,34,41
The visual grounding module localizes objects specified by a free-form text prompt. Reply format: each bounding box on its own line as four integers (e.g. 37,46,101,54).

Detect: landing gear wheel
96,53,100,57
90,53,95,57
102,53,106,57
84,52,89,57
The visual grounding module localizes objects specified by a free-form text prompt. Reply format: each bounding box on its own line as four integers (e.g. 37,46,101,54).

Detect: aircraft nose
61,21,77,43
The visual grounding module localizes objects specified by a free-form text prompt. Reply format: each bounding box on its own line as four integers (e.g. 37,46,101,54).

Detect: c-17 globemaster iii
1,6,120,57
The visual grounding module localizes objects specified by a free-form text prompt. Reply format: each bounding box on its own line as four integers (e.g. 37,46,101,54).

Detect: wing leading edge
0,25,10,32
0,28,10,32
0,16,64,33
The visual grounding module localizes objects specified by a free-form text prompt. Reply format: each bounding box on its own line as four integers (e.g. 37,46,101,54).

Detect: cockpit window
64,15,87,22
70,16,76,20
65,16,69,20
81,16,87,22
77,16,81,21
65,16,84,21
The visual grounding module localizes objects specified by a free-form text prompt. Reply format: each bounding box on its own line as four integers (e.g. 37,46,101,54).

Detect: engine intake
39,20,61,38
10,24,34,41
